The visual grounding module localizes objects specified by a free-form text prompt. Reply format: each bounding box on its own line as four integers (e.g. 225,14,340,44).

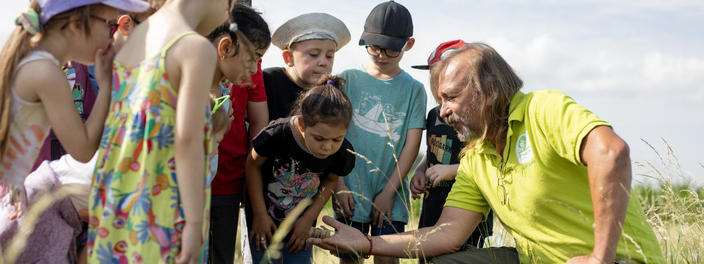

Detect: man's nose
439,102,450,118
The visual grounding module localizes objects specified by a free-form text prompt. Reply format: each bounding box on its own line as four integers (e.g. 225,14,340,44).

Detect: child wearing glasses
333,2,427,263
263,12,351,121
87,0,230,262
245,75,355,264
0,0,148,262
206,4,272,264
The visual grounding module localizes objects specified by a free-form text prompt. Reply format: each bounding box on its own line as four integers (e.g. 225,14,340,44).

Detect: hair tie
326,80,334,85
15,8,40,35
229,22,238,32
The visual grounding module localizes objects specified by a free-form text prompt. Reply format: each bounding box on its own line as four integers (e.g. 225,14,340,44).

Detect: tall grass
3,138,702,264
634,139,704,263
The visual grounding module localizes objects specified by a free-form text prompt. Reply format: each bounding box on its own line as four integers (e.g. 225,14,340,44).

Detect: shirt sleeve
530,91,611,166
248,60,267,102
330,139,356,176
444,155,491,219
251,122,279,158
407,82,427,130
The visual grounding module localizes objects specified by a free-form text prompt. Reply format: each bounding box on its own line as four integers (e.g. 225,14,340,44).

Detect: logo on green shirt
516,133,533,164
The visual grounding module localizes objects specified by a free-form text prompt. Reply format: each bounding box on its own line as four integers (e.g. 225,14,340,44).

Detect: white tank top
0,51,56,200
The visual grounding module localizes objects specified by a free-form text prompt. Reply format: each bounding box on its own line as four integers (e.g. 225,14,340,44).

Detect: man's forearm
582,127,632,262
589,148,631,261
370,207,481,258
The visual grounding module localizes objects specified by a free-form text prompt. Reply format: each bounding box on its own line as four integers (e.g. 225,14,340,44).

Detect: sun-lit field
2,141,701,263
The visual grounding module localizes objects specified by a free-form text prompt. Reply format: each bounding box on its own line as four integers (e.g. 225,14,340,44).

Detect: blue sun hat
38,0,150,25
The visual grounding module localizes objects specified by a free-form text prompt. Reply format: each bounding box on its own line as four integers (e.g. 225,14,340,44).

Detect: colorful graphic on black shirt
266,157,321,221
429,134,453,165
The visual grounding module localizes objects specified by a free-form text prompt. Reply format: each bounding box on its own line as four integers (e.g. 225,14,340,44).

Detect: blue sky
1,0,702,185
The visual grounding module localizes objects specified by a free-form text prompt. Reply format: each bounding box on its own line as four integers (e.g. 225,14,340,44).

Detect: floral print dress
88,32,212,263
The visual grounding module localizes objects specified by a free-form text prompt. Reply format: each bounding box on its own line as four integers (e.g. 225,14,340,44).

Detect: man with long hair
309,43,664,263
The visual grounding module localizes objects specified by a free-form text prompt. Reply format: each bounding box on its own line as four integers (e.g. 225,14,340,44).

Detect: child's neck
364,63,402,80
36,33,70,65
212,66,223,89
284,67,315,89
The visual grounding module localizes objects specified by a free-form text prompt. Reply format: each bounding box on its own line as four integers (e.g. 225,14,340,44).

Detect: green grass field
2,141,701,263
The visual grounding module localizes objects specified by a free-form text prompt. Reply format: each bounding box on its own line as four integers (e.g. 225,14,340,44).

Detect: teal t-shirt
340,68,427,223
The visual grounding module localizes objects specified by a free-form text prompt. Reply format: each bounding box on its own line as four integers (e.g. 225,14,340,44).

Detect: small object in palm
309,226,334,239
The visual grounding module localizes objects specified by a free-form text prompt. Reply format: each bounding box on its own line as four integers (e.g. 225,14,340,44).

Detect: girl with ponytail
245,75,356,263
0,0,147,218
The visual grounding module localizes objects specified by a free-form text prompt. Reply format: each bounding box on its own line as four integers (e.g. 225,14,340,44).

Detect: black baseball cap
359,1,413,52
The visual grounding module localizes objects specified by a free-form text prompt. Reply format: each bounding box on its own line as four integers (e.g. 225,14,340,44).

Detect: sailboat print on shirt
352,93,405,141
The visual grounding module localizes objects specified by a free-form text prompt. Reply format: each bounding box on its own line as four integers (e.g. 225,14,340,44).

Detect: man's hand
287,215,315,253
372,189,395,228
307,216,369,255
426,164,459,187
410,170,426,199
333,181,355,218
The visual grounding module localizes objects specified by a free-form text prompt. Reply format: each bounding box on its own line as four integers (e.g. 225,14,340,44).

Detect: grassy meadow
1,141,701,263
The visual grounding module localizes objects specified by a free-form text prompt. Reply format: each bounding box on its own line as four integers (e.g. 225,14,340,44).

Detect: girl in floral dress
87,0,231,263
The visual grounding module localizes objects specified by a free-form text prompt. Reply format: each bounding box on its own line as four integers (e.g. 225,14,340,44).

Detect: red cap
411,40,468,70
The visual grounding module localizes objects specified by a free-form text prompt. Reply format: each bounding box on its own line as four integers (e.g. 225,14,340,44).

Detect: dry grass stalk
1,184,84,264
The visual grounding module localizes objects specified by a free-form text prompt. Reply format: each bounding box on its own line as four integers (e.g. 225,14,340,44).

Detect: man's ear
217,36,234,59
404,37,415,51
282,49,294,67
116,15,133,36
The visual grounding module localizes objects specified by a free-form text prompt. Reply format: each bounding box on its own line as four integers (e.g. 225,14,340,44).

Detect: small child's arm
410,155,428,199
287,173,338,253
245,148,277,251
425,164,460,187
372,128,422,227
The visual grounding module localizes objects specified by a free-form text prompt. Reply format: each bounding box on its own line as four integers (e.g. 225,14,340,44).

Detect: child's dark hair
206,4,271,51
291,75,353,128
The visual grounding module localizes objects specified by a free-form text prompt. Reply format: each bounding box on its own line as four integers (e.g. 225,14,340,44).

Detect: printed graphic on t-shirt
351,91,406,141
429,134,453,164
63,66,85,116
266,157,321,221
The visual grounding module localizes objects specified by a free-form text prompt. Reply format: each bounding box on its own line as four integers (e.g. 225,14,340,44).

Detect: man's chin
454,125,474,143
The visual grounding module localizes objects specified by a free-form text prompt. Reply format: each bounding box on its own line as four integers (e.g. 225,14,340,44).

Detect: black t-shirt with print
419,106,493,248
252,117,355,223
263,67,305,122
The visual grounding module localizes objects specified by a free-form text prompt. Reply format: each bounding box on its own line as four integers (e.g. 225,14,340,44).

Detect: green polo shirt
445,90,663,263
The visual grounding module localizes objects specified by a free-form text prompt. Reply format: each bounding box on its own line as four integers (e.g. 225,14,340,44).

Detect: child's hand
426,164,458,187
287,215,314,253
333,183,354,218
371,189,395,228
93,45,116,91
250,213,277,251
410,170,427,199
175,221,202,264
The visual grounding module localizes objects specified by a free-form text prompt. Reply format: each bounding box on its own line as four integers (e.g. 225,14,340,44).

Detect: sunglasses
211,95,231,114
90,15,118,36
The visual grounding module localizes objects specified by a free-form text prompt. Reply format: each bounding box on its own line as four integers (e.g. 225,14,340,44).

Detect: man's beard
445,112,476,142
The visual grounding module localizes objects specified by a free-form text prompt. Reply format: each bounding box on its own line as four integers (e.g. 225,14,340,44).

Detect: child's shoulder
397,70,424,86
260,117,291,136
14,57,66,97
263,67,287,80
164,33,215,61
